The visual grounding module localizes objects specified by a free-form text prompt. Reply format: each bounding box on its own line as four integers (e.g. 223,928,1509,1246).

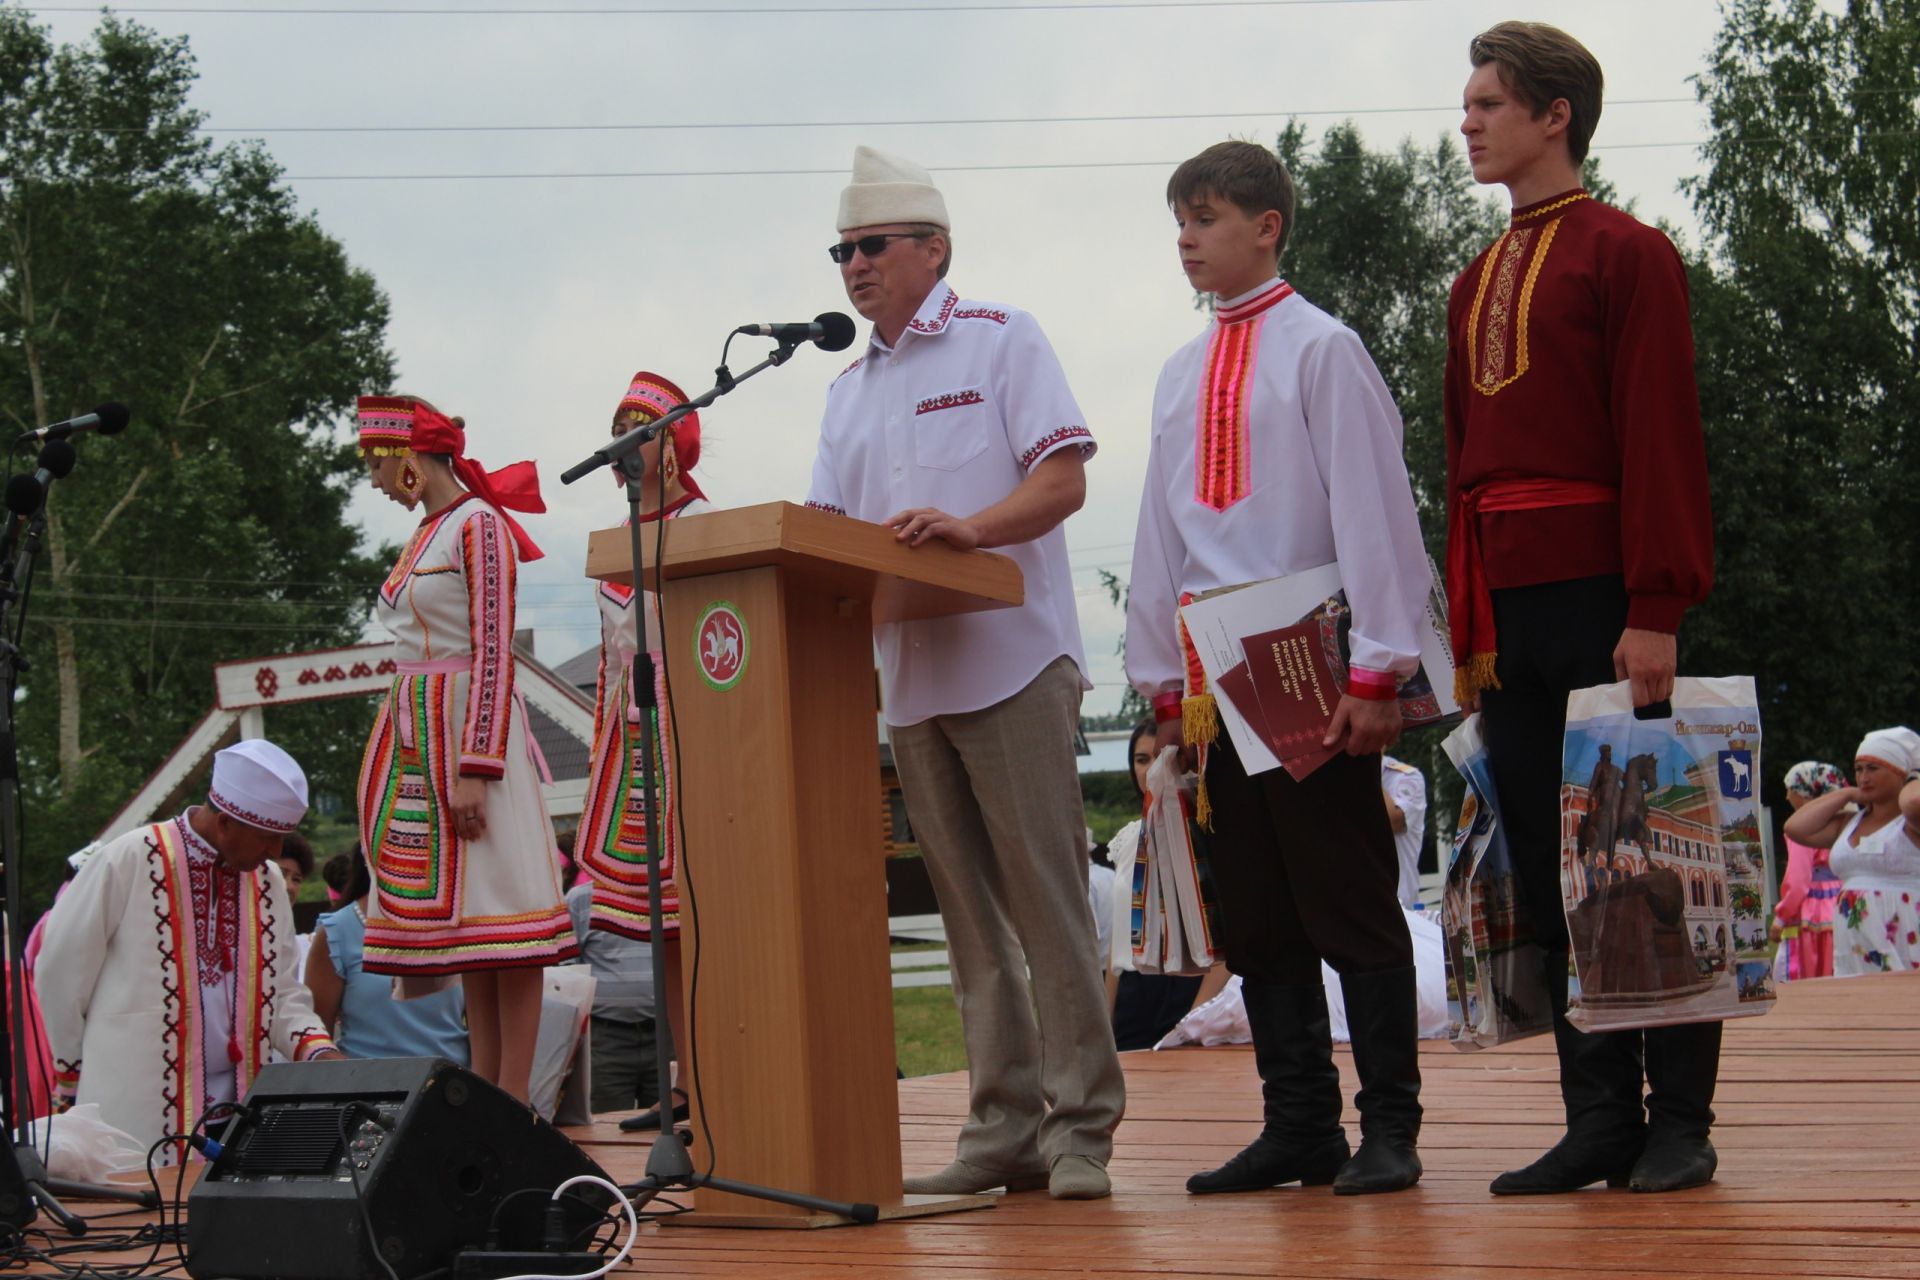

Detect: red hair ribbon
411,406,547,562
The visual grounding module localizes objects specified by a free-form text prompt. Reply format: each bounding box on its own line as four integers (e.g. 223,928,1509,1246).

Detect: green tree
0,6,393,900
1277,119,1507,556
1096,567,1150,724
1681,0,1920,777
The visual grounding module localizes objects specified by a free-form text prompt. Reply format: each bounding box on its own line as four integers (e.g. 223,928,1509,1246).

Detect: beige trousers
888,656,1126,1170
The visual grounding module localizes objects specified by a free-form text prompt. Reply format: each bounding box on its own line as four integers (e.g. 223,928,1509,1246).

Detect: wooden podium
584,501,1023,1227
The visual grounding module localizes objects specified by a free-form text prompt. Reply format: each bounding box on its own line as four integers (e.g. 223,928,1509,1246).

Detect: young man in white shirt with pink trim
1126,140,1432,1198
806,146,1124,1202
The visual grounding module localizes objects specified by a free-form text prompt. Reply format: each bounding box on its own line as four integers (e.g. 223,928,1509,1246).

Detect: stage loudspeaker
185,1057,612,1280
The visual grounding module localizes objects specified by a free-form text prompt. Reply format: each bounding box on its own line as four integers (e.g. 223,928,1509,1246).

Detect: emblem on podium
694,601,749,691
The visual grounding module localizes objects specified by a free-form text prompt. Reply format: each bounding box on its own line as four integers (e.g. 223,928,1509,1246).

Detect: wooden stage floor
559,970,1920,1279
39,970,1918,1279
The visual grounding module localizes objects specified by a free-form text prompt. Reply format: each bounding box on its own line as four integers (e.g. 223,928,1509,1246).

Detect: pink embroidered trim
1194,284,1292,512
207,788,299,833
804,500,847,516
461,511,515,769
1215,279,1294,325
836,356,865,380
953,306,1010,325
915,389,984,416
906,289,959,334
1020,425,1093,471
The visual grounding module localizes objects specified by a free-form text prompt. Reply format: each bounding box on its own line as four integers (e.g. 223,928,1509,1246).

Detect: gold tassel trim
1454,651,1501,707
1182,694,1219,747
1183,693,1218,830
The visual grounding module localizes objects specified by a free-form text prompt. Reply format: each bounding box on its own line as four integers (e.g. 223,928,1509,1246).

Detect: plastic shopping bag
529,966,595,1124
1559,677,1776,1032
1440,715,1552,1049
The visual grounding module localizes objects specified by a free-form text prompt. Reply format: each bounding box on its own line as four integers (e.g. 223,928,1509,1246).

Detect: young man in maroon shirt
1446,22,1718,1195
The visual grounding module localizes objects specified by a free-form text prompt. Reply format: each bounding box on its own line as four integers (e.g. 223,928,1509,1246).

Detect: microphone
6,439,79,517
17,401,130,444
733,312,857,353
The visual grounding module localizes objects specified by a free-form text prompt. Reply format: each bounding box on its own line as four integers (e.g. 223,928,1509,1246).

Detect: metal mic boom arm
559,338,803,487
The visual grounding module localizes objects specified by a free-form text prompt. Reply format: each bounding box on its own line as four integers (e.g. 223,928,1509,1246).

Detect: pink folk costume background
359,495,576,977
576,496,710,939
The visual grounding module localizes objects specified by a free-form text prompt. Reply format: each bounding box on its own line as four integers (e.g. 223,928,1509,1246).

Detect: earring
398,458,424,502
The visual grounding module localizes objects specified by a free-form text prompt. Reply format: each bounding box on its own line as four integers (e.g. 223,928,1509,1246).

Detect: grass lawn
893,984,966,1078
891,940,966,1077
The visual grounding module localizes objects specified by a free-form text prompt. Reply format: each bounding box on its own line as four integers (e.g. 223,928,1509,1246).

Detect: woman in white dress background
1782,727,1920,976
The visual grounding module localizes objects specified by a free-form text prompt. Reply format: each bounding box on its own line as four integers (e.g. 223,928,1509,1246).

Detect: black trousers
1202,733,1410,986
1478,575,1630,954
1478,574,1721,1135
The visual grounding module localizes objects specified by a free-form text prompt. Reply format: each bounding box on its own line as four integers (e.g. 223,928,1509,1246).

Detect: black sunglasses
828,233,924,264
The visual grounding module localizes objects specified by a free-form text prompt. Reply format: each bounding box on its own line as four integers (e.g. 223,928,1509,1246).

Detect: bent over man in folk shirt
805,146,1124,1201
37,740,340,1158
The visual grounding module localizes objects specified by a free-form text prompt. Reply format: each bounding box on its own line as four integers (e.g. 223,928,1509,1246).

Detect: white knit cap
209,738,309,833
1855,726,1920,777
837,145,949,232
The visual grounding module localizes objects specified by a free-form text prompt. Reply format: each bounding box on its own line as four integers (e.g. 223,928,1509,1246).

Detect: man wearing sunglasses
805,146,1123,1202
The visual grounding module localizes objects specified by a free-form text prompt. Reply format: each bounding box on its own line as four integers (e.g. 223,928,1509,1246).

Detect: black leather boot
1187,979,1350,1194
1490,952,1646,1195
1332,966,1423,1195
1630,1019,1721,1192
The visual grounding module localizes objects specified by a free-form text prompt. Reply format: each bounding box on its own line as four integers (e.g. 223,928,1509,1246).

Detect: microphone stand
562,339,878,1225
0,453,160,1238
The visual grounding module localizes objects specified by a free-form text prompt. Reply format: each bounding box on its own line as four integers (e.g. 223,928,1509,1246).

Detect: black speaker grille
232,1106,348,1176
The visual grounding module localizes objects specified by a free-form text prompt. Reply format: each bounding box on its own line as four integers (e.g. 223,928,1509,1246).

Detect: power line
249,143,1689,183
219,133,1913,183
64,98,1697,137
32,1,1426,15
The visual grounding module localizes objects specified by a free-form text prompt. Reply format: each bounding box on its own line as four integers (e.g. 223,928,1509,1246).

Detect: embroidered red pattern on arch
915,389,984,416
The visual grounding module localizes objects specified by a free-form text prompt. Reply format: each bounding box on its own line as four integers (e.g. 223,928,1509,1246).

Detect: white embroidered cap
837,145,949,232
1856,726,1920,777
209,738,309,833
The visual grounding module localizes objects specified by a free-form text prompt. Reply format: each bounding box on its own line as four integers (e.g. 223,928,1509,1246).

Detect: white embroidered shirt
1126,278,1435,699
806,281,1096,726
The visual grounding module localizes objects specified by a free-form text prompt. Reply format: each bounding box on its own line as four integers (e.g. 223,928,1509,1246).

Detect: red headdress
615,371,703,501
409,407,547,562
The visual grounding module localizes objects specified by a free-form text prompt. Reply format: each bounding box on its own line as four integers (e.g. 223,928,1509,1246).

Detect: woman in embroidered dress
1783,728,1920,977
356,394,577,1103
1771,761,1848,980
574,372,709,1132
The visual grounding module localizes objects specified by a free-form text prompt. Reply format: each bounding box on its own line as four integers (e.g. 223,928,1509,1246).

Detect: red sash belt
1447,478,1619,703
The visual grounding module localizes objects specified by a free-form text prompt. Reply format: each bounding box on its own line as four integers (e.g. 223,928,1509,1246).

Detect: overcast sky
40,0,1736,713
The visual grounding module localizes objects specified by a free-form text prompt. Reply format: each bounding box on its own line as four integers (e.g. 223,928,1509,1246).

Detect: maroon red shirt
1443,189,1713,634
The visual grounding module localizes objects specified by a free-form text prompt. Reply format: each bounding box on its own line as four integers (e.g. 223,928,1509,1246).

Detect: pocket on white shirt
911,385,992,471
